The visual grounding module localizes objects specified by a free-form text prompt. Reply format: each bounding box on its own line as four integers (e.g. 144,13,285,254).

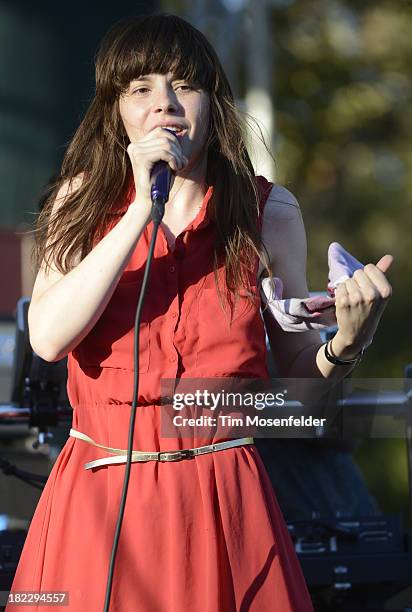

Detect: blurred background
0,0,410,549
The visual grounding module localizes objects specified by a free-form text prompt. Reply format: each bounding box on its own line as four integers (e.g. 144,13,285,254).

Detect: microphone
150,128,177,223
150,160,175,203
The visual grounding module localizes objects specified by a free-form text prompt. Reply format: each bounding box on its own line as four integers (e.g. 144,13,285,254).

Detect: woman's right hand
126,127,188,205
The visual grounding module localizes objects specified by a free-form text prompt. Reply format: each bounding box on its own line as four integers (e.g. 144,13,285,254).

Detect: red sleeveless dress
7,176,313,611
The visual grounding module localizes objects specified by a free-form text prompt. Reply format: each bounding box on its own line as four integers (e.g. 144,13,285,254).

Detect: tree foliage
270,0,412,379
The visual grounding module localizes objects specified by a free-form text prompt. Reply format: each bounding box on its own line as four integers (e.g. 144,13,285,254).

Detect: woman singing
7,13,392,612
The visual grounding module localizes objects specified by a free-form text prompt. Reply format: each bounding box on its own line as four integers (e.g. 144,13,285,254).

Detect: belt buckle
159,449,191,462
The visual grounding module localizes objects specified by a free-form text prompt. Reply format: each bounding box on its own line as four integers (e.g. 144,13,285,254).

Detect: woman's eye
130,84,195,95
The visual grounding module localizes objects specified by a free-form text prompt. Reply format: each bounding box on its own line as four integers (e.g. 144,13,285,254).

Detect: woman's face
119,71,210,169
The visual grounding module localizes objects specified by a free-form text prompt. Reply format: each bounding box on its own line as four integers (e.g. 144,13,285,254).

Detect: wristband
324,339,364,366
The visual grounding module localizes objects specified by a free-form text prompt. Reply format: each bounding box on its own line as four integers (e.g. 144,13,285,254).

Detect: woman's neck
167,151,208,215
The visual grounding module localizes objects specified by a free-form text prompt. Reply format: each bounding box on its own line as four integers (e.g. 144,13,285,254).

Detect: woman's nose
155,100,178,113
154,88,179,113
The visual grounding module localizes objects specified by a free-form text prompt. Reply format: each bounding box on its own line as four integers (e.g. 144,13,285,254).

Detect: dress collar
113,182,214,233
184,185,214,233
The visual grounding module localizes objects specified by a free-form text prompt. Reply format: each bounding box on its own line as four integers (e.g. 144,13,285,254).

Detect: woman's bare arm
28,180,152,362
260,186,359,380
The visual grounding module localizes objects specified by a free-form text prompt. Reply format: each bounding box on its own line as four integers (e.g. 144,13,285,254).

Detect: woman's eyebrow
131,75,152,82
130,75,187,83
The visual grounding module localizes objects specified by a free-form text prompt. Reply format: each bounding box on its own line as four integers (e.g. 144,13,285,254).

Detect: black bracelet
324,339,364,366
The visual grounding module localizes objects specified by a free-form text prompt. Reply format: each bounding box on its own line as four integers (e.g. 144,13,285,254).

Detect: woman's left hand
334,254,394,355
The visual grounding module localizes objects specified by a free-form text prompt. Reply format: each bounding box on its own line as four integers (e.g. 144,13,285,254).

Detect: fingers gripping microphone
150,128,177,225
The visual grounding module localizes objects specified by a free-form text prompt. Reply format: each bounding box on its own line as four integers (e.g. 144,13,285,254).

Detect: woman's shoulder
54,172,85,202
267,184,300,209
47,173,85,224
259,180,305,267
256,175,300,211
256,177,302,233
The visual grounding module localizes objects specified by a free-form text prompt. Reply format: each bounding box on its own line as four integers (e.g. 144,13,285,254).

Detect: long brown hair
31,13,272,310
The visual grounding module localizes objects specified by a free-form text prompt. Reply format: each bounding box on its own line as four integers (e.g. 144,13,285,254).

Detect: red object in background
0,229,22,318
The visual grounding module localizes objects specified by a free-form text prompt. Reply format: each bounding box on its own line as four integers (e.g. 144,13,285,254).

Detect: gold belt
69,428,254,470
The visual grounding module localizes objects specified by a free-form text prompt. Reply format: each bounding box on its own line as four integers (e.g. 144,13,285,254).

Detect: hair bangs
99,14,216,99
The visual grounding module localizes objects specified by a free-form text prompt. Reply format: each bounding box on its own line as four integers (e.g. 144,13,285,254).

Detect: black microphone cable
103,157,174,612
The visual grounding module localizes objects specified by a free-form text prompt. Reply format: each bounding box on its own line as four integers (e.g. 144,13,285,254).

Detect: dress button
169,355,177,363
169,265,176,273
171,312,178,319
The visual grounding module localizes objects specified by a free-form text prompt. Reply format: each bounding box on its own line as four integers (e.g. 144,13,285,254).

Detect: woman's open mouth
162,126,187,138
